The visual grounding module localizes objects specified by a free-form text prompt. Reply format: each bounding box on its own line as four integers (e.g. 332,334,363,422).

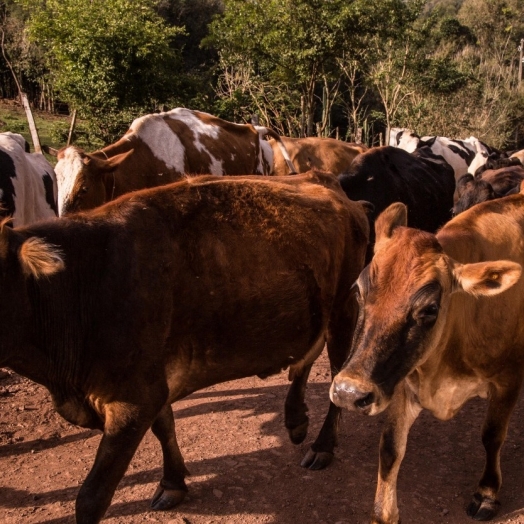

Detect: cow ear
19,238,65,279
106,150,134,171
374,202,407,253
83,151,130,174
453,260,521,297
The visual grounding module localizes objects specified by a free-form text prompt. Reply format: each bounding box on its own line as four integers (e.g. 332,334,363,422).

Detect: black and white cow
390,128,501,184
0,132,58,226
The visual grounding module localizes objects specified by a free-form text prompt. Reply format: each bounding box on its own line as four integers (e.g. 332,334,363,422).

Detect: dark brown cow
269,136,365,176
453,165,524,216
330,197,524,523
54,108,295,215
0,171,369,523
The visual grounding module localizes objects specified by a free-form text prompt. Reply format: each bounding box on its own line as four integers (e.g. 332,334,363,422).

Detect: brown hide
269,137,365,176
1,172,369,523
331,196,524,523
55,108,274,215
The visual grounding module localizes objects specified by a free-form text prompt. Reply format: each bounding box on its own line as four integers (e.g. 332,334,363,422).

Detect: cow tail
255,126,297,174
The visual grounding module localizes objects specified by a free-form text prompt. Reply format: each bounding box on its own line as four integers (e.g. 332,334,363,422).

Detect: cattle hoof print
150,484,187,511
466,493,500,521
300,449,334,470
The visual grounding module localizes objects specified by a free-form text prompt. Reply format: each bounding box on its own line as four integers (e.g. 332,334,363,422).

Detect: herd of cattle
2,107,524,523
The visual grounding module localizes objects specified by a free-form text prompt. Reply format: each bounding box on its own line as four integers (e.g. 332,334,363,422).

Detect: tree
402,0,524,147
208,0,424,140
156,0,223,109
0,1,48,105
17,0,184,143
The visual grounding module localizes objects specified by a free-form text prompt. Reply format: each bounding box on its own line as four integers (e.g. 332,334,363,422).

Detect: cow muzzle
329,374,384,416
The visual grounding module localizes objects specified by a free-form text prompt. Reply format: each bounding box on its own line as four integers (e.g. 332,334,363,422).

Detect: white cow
0,132,58,226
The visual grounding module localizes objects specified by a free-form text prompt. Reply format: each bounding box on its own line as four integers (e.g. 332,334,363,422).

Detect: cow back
270,137,364,176
338,146,455,252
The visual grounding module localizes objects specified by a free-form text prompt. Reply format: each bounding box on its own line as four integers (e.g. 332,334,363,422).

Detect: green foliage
2,0,524,149
16,0,184,142
207,0,423,138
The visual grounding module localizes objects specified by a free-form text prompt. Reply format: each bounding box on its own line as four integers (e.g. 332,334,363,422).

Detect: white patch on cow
0,132,57,226
55,147,84,216
129,113,186,173
259,140,274,175
467,138,489,175
422,137,470,180
397,133,419,153
168,108,225,175
0,132,28,151
389,128,419,151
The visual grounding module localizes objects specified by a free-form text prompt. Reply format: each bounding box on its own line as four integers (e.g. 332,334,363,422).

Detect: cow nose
331,379,375,412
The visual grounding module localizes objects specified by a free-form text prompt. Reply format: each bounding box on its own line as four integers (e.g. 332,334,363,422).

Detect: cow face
56,147,114,215
452,175,497,216
330,203,521,415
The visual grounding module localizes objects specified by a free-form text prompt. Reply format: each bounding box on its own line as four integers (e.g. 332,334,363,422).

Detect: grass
0,99,71,163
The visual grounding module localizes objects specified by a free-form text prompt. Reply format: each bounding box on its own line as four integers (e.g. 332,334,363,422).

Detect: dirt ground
2,352,524,524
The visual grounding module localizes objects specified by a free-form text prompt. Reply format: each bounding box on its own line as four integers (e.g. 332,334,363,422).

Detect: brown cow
330,197,524,523
0,171,369,523
269,136,365,176
54,108,295,215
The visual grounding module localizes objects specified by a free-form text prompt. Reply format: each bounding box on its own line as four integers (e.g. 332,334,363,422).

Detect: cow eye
80,186,88,194
416,303,439,325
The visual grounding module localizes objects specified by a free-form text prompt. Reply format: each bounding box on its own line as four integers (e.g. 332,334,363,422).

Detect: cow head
452,174,498,216
330,202,521,415
55,147,129,215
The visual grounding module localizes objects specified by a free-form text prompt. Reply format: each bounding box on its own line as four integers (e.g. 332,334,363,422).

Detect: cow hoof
288,421,309,444
466,492,500,521
150,484,186,511
300,448,334,470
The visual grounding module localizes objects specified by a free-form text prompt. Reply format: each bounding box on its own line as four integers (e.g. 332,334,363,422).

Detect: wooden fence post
21,93,42,153
67,110,77,146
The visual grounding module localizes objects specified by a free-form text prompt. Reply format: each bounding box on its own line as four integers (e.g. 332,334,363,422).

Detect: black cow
338,146,455,261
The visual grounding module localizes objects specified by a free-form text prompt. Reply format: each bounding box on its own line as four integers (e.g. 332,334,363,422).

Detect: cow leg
301,305,358,471
372,384,421,524
285,363,312,445
466,382,521,521
150,403,190,510
75,402,155,524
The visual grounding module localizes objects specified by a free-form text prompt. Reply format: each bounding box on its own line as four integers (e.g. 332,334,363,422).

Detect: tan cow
330,196,524,523
269,136,365,176
54,108,295,215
